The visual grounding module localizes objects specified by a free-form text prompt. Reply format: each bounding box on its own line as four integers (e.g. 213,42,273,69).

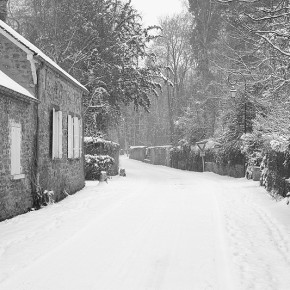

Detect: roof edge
0,20,89,94
36,55,89,94
0,85,39,103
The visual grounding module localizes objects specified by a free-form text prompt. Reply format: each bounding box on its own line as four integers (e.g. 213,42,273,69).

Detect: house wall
37,65,85,201
0,33,35,96
0,93,37,221
0,30,85,217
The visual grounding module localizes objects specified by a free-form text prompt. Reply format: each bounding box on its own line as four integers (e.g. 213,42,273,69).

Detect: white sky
129,0,185,26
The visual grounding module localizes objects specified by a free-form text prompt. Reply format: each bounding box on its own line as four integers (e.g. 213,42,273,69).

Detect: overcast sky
129,0,185,26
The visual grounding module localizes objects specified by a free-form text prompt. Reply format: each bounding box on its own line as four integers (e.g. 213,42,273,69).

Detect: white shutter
52,108,57,159
79,119,82,157
67,115,73,158
58,111,63,158
73,117,80,158
11,123,21,175
76,118,80,158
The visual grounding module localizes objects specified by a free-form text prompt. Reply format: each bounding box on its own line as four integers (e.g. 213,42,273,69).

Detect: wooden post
200,151,205,172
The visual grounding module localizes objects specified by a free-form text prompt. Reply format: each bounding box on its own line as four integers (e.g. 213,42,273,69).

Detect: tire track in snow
217,180,290,289
246,197,290,266
211,187,236,290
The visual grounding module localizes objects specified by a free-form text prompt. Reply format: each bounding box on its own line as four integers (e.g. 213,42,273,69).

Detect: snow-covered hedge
205,139,244,166
84,137,120,175
84,137,119,151
170,144,202,172
85,155,115,180
240,133,290,197
258,146,290,198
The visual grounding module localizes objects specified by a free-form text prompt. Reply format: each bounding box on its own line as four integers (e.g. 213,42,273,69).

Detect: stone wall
0,33,35,96
0,93,37,221
205,162,244,178
129,145,245,179
129,146,147,162
37,66,85,201
147,146,172,166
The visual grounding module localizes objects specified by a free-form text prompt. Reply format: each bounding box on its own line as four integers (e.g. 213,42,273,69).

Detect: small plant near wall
42,190,55,205
34,186,55,208
30,173,55,209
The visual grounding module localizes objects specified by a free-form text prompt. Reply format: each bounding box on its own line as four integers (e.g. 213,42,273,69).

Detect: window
10,121,24,179
52,108,63,159
67,115,82,159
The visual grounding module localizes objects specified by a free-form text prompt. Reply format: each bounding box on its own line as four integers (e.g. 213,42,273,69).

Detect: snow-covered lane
1,157,290,289
215,179,290,290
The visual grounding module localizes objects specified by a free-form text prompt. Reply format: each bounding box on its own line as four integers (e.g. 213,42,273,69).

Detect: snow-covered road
1,157,290,289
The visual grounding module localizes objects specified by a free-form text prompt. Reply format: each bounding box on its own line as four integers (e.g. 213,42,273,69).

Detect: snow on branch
256,33,290,57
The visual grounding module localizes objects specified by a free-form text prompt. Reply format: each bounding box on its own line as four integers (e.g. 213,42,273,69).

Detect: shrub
205,139,244,166
257,138,290,198
85,154,115,180
84,137,120,175
260,150,290,197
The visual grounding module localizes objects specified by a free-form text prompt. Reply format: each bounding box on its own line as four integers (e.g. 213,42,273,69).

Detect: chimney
0,0,8,22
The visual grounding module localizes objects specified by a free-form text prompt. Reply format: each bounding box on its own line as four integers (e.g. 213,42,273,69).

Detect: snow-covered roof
0,70,37,101
0,20,88,93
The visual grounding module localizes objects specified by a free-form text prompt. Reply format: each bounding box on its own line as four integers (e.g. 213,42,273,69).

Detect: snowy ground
1,157,290,290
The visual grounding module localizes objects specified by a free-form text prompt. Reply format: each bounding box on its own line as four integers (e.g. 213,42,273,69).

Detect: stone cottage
0,19,88,221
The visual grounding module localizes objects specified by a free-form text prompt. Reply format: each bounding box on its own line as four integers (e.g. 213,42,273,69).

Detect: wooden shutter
58,111,63,158
11,123,21,175
73,117,79,158
67,115,73,158
79,119,82,157
52,108,57,159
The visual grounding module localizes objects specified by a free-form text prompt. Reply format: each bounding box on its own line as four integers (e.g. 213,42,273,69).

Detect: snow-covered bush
259,149,290,198
239,133,290,197
84,137,119,153
240,133,264,168
84,137,120,176
85,155,115,180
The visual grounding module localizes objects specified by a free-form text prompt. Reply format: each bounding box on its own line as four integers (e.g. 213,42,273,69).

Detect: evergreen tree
9,0,163,135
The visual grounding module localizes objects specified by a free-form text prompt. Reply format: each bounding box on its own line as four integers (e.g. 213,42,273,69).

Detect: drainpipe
31,64,42,207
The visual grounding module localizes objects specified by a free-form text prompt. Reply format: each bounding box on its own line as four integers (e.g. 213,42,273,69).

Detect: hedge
84,137,120,176
170,145,203,172
85,155,115,180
